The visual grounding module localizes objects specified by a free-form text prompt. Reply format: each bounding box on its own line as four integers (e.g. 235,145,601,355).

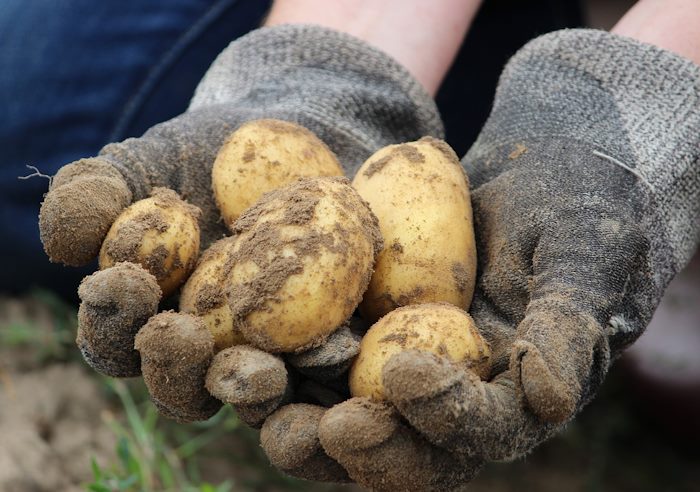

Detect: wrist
612,0,700,66
190,24,443,174
264,0,481,95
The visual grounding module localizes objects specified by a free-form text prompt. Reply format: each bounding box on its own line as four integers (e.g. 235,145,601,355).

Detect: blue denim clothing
0,0,581,300
0,0,271,298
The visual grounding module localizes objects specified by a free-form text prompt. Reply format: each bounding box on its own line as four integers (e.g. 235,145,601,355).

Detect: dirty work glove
39,24,441,263
37,23,442,473
291,29,700,491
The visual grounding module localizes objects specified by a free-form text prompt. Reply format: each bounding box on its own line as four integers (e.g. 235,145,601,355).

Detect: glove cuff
190,24,444,174
468,28,700,272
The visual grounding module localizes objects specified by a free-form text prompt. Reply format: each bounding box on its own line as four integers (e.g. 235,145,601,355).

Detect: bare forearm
265,0,482,96
612,0,700,65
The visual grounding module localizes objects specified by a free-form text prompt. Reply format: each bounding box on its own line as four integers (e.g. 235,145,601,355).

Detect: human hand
38,25,442,429
261,29,700,490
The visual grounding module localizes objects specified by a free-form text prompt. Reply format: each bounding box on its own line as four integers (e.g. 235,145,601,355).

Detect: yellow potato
226,177,382,353
99,187,200,297
352,137,476,323
349,303,491,400
212,119,344,228
180,236,246,351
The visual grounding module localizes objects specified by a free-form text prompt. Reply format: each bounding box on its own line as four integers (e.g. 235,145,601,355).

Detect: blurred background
2,0,699,491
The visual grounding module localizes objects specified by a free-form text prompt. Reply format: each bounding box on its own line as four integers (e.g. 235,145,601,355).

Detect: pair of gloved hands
40,24,700,491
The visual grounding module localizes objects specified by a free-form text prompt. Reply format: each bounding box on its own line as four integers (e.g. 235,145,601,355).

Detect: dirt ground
2,290,699,492
0,297,116,492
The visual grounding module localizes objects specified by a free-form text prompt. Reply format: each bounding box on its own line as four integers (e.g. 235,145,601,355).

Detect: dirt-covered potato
212,119,344,228
349,303,491,400
226,177,382,353
134,311,222,423
352,137,476,322
180,236,244,352
99,187,201,297
77,262,161,377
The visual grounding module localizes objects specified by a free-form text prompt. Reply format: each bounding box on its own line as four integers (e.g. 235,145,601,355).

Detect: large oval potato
180,236,246,352
352,137,476,322
99,187,201,297
226,177,382,353
212,119,344,229
349,303,491,400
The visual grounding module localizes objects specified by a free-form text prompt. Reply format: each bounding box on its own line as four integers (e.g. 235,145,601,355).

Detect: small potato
227,177,382,353
180,236,245,351
352,137,476,322
349,303,491,400
99,187,201,297
212,119,344,228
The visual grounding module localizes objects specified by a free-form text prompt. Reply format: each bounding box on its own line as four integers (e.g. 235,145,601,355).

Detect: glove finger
205,345,291,428
39,109,237,267
77,262,161,377
135,312,222,423
261,404,350,483
319,397,483,492
468,294,517,375
39,158,132,266
285,321,361,382
100,107,239,244
510,297,609,423
383,350,554,461
511,212,648,422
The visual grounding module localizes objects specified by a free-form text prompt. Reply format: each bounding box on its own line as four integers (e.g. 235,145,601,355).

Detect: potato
99,187,200,297
180,236,245,351
349,303,491,400
352,137,476,322
226,177,382,353
212,119,344,228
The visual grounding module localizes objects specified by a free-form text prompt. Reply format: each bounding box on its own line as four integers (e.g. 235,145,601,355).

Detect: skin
265,0,483,96
612,0,700,65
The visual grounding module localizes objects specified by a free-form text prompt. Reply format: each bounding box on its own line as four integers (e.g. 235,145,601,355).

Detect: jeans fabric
0,0,581,299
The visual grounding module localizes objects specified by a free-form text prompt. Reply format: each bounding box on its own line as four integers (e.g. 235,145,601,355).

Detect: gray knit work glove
37,24,441,476
312,29,700,491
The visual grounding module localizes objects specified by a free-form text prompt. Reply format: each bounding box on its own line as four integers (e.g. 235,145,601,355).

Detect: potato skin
349,303,491,400
99,187,201,297
180,236,245,351
226,177,382,353
352,137,476,323
212,119,344,228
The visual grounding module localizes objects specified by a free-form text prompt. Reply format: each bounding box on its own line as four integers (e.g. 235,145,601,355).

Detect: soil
0,298,116,492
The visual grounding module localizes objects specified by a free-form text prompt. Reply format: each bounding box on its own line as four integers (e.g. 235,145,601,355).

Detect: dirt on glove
77,262,161,377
